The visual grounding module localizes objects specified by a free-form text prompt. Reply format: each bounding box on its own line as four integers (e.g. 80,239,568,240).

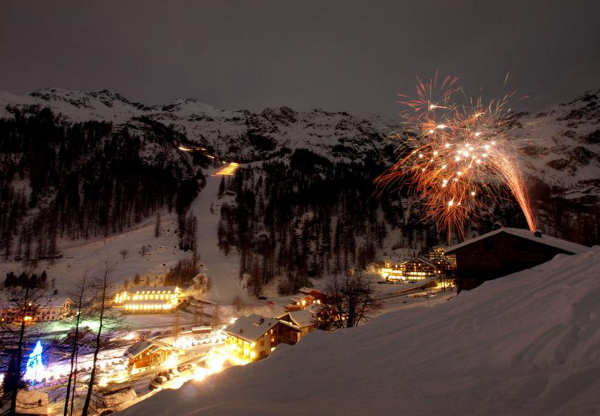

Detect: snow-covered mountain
2,87,599,192
0,88,599,297
2,87,599,191
511,89,600,200
0,88,400,163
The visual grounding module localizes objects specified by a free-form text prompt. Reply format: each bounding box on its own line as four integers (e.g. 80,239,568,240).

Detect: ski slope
121,247,600,416
189,172,246,304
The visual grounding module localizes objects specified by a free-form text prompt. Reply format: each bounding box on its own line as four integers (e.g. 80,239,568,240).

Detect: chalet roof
404,257,438,269
278,310,314,328
128,286,179,293
121,299,174,305
124,340,174,358
445,227,590,255
224,314,279,343
125,341,152,357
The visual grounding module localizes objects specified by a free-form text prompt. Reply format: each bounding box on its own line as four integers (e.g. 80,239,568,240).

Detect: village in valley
1,3,600,414
0,216,591,415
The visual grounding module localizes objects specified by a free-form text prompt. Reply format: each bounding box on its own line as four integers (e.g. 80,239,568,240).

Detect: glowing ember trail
376,73,536,242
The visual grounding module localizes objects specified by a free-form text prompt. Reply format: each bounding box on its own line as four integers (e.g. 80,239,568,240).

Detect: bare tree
81,265,110,416
211,305,221,327
317,272,381,330
63,275,87,416
0,274,47,415
154,211,161,238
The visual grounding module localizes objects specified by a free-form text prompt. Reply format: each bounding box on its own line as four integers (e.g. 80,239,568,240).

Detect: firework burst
376,73,536,243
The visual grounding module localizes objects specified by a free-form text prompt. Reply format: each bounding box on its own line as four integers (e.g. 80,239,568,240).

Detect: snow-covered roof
125,341,152,357
298,287,314,295
224,314,279,343
121,299,174,305
278,310,315,328
124,340,174,358
128,286,179,293
445,227,590,255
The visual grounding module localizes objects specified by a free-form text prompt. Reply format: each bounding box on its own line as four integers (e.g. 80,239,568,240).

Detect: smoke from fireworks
376,73,536,242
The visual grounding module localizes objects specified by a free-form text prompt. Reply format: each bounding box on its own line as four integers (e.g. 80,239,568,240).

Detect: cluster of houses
122,309,318,371
0,298,74,324
374,247,456,284
372,227,592,295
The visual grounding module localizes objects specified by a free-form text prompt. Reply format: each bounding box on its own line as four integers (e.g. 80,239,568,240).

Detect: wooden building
427,246,457,276
286,288,324,311
124,340,176,372
277,310,316,344
445,227,589,291
224,314,300,361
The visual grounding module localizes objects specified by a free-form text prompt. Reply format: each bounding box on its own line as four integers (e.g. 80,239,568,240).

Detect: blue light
24,341,47,384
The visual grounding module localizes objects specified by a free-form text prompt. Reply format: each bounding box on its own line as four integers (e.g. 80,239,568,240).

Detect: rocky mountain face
0,88,598,292
509,89,600,244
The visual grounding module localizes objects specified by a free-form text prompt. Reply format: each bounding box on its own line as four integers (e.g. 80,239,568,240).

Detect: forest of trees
0,106,207,262
216,148,439,295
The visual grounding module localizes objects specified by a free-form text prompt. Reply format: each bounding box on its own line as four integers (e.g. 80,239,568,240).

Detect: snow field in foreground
121,247,600,416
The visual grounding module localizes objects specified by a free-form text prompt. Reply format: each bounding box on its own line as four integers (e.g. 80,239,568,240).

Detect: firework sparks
376,73,536,242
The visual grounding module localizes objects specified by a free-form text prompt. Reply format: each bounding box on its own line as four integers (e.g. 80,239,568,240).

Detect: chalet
113,286,182,313
378,257,442,282
445,227,590,291
427,246,457,275
224,314,300,361
277,310,316,344
124,340,177,372
286,288,324,311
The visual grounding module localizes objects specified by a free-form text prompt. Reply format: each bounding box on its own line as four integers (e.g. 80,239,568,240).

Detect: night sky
1,0,599,115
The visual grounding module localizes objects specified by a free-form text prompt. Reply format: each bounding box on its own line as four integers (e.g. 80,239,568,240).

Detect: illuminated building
378,258,441,282
125,340,177,372
427,246,457,275
224,314,297,361
112,286,182,313
277,310,316,344
286,289,324,311
0,298,74,324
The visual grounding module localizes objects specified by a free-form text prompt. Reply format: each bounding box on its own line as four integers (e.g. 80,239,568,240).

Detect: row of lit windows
124,303,174,311
114,290,179,304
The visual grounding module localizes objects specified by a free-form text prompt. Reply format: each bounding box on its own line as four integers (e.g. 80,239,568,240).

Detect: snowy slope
120,247,600,416
189,172,246,303
0,213,187,296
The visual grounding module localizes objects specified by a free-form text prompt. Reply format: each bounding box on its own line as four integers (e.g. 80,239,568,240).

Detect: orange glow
214,162,239,176
376,73,536,242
